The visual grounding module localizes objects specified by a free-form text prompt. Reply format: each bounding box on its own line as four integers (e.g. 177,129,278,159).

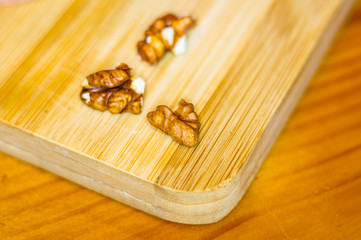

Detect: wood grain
0,0,361,237
0,0,357,225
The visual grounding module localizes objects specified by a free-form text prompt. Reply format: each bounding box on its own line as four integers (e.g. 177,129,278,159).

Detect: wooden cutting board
0,0,354,224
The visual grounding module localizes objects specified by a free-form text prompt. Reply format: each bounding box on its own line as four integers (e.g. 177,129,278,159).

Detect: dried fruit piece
138,14,196,64
81,64,145,114
147,99,200,147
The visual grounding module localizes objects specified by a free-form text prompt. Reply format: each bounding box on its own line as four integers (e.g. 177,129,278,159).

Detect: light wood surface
0,0,358,226
1,0,361,237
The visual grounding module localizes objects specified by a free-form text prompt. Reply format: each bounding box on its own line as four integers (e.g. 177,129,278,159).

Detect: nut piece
138,14,196,64
147,99,200,147
82,63,131,89
80,64,145,114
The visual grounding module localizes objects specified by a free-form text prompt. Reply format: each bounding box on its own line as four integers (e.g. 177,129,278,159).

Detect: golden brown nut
82,63,131,89
138,14,196,64
80,64,145,114
174,99,201,131
172,16,196,36
147,99,200,147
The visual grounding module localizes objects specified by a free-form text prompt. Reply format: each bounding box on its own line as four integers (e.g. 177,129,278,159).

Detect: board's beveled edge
0,138,240,224
0,0,354,224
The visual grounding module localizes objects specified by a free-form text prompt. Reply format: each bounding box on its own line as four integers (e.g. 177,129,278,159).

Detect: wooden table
1,2,361,239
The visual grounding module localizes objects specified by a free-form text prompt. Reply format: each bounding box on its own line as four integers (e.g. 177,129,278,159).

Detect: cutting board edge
0,139,242,224
0,0,354,224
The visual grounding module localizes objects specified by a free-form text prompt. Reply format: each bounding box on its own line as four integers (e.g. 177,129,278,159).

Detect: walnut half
80,63,145,114
137,14,196,64
147,99,200,147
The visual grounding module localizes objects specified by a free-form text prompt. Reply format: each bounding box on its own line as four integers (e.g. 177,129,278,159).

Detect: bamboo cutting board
0,0,354,224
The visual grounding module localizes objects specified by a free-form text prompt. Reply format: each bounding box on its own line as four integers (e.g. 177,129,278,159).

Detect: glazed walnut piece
147,99,200,147
137,14,196,64
80,64,145,114
82,63,131,89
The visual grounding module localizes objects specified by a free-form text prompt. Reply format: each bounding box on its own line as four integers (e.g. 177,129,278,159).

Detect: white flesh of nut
82,78,90,88
146,36,151,44
161,27,174,46
131,77,145,94
81,92,90,104
172,35,187,56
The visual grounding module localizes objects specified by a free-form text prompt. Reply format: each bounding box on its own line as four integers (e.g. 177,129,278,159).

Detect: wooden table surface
1,2,361,239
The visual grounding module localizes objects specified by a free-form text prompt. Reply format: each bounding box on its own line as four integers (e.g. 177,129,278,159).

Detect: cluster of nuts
81,14,199,147
137,14,196,64
147,99,200,147
80,63,145,114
